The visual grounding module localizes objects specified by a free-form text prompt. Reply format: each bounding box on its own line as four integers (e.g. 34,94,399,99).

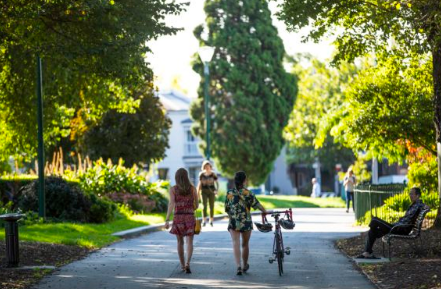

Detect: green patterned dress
225,188,261,232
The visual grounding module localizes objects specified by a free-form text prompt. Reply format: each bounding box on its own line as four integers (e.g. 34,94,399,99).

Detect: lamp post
36,56,45,218
198,46,215,160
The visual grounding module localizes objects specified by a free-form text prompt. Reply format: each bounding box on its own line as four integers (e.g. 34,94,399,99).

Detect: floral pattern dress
170,186,196,236
225,188,261,232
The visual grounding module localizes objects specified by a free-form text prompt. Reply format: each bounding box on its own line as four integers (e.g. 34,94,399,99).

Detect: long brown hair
175,168,193,195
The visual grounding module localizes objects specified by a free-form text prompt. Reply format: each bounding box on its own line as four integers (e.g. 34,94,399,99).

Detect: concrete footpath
33,208,375,289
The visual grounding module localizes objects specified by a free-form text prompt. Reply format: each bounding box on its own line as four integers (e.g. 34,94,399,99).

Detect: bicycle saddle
254,222,273,233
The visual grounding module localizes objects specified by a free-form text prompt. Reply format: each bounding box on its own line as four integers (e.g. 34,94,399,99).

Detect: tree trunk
432,43,441,228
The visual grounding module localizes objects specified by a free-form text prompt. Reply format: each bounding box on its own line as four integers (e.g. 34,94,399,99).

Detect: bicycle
258,208,295,276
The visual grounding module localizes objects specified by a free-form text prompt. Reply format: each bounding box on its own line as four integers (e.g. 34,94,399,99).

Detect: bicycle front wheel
275,232,284,276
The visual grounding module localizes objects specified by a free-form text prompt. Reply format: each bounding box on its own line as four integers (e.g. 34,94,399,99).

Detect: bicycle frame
261,209,293,276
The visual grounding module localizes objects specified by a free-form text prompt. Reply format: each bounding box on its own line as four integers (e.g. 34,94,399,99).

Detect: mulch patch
0,241,90,289
336,228,441,289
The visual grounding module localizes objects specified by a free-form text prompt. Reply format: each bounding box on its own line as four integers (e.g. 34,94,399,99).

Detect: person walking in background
344,168,356,213
197,160,219,227
311,178,321,198
165,168,199,274
225,171,267,275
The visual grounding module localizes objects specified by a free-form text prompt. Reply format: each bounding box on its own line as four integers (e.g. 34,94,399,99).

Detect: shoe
236,267,242,275
356,254,380,259
202,222,206,227
180,265,185,272
185,264,192,274
243,263,249,273
210,221,213,227
346,209,349,213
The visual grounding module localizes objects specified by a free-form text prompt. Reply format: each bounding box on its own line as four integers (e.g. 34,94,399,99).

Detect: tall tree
81,86,171,167
191,0,298,184
284,56,356,172
276,0,441,225
0,0,183,161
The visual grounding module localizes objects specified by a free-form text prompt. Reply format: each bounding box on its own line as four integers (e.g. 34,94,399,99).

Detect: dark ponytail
234,171,247,190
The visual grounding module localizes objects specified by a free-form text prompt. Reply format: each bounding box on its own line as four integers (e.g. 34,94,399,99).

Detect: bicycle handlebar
261,208,293,223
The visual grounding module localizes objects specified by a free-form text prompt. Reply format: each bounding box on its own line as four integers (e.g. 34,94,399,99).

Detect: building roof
157,90,192,111
181,118,193,124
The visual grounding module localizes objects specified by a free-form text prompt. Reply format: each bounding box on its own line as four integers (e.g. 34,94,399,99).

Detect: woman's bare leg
176,236,185,269
185,235,194,265
241,231,252,267
229,230,241,267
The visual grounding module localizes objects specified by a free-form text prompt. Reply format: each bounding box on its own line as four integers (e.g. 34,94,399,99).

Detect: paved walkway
33,208,374,289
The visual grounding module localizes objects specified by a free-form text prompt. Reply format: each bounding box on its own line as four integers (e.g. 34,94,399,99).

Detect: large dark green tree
191,0,298,184
81,86,171,167
0,0,183,161
277,0,441,225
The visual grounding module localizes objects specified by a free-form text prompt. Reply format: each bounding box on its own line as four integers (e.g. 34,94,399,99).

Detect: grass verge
258,195,345,209
0,212,166,249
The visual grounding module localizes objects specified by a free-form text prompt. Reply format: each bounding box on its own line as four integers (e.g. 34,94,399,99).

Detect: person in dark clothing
357,187,427,259
197,160,219,227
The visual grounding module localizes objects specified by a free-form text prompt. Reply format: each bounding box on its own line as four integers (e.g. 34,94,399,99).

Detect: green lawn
0,212,166,249
257,195,345,209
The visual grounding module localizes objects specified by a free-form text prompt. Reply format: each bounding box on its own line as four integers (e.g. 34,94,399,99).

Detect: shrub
107,192,155,213
78,160,170,212
408,153,437,193
358,190,439,226
0,177,35,208
79,159,150,196
87,193,117,223
383,191,412,212
149,192,168,213
18,177,115,223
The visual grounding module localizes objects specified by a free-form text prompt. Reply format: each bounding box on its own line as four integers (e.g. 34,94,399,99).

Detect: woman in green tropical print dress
225,171,267,275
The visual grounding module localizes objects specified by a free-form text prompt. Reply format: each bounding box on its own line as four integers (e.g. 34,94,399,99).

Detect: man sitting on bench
357,187,426,259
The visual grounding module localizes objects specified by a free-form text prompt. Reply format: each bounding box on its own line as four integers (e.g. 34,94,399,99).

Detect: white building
154,89,295,194
153,90,204,186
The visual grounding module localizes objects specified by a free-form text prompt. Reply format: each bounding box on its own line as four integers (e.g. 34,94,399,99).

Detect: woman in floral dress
165,168,199,273
225,171,267,275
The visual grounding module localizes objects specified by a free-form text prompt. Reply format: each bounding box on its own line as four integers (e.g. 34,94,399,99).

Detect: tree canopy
316,52,434,162
191,0,298,184
277,0,441,225
0,0,183,161
284,56,356,172
81,87,171,167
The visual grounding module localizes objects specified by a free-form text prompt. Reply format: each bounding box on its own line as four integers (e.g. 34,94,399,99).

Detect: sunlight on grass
0,212,167,249
258,195,345,209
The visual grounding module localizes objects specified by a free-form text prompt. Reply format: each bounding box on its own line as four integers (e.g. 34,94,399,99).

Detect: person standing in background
311,178,321,198
197,160,219,227
344,168,356,213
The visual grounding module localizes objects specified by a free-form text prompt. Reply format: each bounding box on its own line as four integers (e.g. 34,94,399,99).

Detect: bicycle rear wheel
275,232,283,276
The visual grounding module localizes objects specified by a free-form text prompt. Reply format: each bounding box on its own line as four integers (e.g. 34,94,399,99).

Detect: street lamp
198,46,215,160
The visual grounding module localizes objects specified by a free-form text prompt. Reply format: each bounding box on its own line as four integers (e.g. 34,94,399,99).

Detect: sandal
243,263,249,273
185,264,192,274
180,265,186,272
236,266,242,275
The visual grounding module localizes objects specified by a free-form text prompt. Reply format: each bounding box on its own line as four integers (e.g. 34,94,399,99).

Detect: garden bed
336,228,441,289
0,241,90,289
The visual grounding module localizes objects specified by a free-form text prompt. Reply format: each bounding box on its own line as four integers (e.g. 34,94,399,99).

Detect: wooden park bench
382,207,431,260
